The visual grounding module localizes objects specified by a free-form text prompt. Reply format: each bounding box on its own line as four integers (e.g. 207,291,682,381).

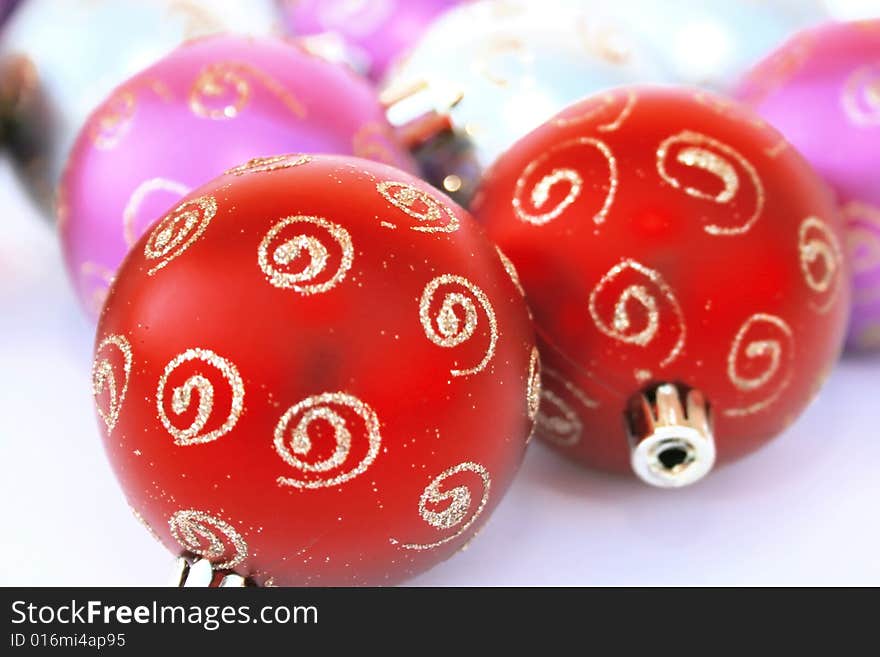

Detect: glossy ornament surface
277,0,461,81
0,0,278,213
61,35,414,318
473,87,849,485
92,155,537,585
381,0,669,204
578,0,827,90
735,20,880,350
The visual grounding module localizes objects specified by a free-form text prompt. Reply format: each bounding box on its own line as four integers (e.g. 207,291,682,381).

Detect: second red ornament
473,87,849,487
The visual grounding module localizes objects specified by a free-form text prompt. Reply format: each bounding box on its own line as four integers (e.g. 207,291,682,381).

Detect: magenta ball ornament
59,34,415,318
736,20,880,351
277,0,463,81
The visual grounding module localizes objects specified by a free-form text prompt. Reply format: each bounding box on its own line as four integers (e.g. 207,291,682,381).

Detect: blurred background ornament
0,0,18,25
578,0,828,91
474,87,850,486
381,0,671,205
60,35,414,319
277,0,462,81
736,20,880,351
93,155,537,585
0,0,280,215
822,0,880,19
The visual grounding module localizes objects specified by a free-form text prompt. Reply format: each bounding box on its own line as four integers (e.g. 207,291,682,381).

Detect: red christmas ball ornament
473,87,849,488
92,155,538,585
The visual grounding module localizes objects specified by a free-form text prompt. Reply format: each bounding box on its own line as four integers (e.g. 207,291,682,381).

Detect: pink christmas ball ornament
59,34,416,318
735,20,880,351
278,0,463,80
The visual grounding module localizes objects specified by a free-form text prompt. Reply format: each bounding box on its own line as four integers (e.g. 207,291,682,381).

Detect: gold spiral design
275,392,382,489
157,348,245,446
123,178,190,247
89,89,135,150
189,62,307,120
798,216,843,314
842,201,880,305
657,131,765,236
526,347,542,423
588,259,686,368
724,314,794,418
475,35,528,88
513,137,617,226
376,181,460,233
535,367,599,448
144,195,217,275
692,91,789,158
92,334,133,434
225,154,312,177
391,462,491,551
419,274,498,377
258,215,354,295
554,89,636,132
495,246,526,297
168,510,248,570
842,64,880,126
89,79,172,150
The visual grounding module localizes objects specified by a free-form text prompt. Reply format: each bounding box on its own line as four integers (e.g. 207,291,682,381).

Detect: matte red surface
473,87,849,475
93,156,536,585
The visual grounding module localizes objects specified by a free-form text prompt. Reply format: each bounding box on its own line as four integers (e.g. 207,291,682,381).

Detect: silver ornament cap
626,384,716,489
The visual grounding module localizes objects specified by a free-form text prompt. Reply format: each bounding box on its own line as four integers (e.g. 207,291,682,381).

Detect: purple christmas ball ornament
60,34,415,318
736,20,880,351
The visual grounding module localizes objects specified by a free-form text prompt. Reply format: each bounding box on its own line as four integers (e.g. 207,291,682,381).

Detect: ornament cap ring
626,383,716,488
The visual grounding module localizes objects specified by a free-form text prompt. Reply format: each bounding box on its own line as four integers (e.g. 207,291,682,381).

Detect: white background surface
0,154,877,587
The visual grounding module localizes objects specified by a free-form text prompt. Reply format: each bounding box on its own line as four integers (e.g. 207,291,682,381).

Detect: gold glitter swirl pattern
89,90,135,149
92,334,133,434
80,262,114,317
258,216,354,294
526,347,542,423
189,62,306,120
89,79,172,150
275,392,382,489
842,64,880,126
798,216,843,314
376,182,460,233
657,131,765,236
225,154,312,176
419,274,498,377
723,314,794,418
495,246,526,297
737,32,814,105
536,367,599,447
554,89,637,132
576,17,633,65
123,178,190,247
513,137,617,226
588,259,686,368
144,195,217,275
842,201,880,305
168,510,248,570
391,462,491,551
156,349,245,446
692,91,789,157
475,35,528,88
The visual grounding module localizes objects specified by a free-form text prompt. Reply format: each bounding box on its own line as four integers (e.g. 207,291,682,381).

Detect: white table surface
1,154,877,587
